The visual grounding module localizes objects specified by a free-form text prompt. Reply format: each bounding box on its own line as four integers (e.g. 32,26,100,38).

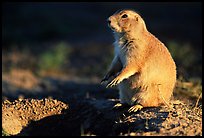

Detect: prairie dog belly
115,43,140,105
118,74,140,105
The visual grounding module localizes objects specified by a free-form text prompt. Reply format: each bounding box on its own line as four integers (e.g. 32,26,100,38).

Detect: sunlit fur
106,9,177,107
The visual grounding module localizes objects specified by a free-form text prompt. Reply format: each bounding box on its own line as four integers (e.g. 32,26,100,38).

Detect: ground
2,70,202,136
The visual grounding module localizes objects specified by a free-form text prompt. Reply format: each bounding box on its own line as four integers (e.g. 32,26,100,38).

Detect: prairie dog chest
114,43,127,66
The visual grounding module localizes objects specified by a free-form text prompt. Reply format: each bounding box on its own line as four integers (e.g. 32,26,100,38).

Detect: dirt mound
1,71,202,136
2,98,68,135
2,98,202,136
114,101,202,136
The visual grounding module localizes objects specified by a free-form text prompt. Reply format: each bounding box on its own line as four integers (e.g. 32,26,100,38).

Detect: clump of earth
2,98,68,135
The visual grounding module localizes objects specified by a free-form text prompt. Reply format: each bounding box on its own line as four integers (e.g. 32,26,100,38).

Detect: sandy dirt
2,71,202,136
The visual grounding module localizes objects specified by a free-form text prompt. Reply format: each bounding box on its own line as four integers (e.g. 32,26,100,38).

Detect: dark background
2,2,202,80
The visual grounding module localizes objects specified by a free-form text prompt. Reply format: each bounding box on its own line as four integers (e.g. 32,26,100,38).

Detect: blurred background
2,2,202,100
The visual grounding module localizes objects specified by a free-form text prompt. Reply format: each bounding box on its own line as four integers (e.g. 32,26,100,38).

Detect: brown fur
103,10,177,107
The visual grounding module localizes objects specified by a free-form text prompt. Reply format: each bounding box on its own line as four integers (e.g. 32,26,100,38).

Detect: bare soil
2,71,202,136
2,98,68,135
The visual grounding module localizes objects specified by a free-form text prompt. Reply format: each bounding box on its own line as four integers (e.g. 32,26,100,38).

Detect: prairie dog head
107,10,147,34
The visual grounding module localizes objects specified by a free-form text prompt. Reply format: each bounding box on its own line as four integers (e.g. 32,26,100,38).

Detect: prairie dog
102,9,176,112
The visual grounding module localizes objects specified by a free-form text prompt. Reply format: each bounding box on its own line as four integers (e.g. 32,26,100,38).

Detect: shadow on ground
18,100,168,136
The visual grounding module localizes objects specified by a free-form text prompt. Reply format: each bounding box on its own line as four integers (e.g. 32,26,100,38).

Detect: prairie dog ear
135,16,139,21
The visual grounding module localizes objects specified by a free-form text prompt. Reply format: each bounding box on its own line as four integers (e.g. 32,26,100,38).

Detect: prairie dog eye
121,14,128,18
